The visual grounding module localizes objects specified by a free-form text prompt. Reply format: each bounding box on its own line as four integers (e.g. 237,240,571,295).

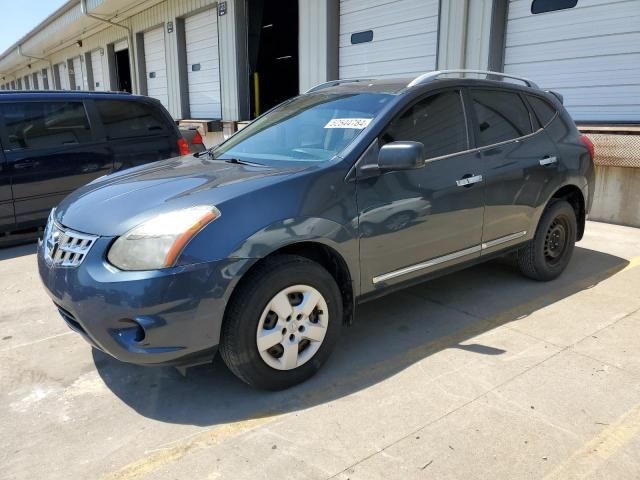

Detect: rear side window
0,101,92,151
96,100,167,139
470,89,533,147
382,90,468,160
526,95,557,128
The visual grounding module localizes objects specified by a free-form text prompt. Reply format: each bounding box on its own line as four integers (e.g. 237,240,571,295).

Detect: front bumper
38,236,251,367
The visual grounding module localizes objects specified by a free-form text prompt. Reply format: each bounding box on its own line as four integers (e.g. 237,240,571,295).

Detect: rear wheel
517,200,577,281
220,255,342,390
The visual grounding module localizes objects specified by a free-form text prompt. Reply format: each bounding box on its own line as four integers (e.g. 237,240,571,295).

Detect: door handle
539,156,558,166
13,160,39,170
456,174,483,187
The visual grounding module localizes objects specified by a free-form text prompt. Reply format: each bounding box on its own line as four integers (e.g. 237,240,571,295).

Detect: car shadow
0,242,37,260
93,246,629,426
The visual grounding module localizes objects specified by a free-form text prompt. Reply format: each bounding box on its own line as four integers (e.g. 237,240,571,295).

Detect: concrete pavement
1,221,640,479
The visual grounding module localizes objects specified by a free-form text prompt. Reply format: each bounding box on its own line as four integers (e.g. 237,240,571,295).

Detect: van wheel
220,255,342,390
517,200,577,281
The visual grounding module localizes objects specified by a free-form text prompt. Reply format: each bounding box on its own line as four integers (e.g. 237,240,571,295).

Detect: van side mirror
378,141,425,171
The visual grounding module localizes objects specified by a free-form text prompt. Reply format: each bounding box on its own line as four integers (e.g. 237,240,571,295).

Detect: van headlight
107,206,221,271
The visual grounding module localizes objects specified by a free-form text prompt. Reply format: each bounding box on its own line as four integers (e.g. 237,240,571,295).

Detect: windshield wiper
223,157,265,167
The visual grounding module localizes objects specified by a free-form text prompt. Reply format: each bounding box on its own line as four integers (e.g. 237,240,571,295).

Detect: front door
357,89,485,293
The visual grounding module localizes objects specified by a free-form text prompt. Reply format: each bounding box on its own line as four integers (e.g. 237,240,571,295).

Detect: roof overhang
0,0,164,77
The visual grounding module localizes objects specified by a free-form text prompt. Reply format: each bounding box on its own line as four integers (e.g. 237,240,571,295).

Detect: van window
527,95,557,128
96,100,167,139
470,89,533,147
0,101,92,151
382,90,469,159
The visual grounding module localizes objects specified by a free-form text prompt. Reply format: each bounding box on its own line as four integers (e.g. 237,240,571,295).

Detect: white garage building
0,0,638,126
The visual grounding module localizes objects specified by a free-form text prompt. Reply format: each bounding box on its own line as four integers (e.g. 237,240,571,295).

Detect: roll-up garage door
143,27,169,109
504,0,640,122
339,0,440,80
185,9,222,119
72,56,83,90
90,50,105,91
57,63,70,90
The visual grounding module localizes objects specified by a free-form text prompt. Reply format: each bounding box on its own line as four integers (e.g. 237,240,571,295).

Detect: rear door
467,88,560,254
94,99,176,171
0,100,112,227
357,89,484,292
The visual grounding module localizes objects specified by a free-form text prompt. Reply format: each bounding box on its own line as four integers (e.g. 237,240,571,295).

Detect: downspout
80,0,138,93
17,44,55,87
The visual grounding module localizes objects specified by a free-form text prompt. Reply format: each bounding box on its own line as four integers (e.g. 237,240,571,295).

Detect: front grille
43,213,98,268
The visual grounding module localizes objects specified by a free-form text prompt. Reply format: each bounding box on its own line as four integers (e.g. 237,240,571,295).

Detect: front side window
381,90,469,160
0,101,92,151
470,89,533,147
214,93,393,165
96,100,167,140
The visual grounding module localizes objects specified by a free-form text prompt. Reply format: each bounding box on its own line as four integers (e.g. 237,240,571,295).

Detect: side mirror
378,141,425,171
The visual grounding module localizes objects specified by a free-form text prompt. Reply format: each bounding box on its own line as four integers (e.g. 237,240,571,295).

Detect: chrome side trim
372,231,528,284
481,231,527,251
372,245,482,284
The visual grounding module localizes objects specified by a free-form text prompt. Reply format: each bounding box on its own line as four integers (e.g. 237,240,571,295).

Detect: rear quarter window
526,95,558,128
96,100,168,140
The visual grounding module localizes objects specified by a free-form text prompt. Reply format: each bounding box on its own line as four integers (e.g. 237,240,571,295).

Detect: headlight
107,206,220,271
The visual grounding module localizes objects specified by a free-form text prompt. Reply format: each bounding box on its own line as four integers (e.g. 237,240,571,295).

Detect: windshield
213,93,392,165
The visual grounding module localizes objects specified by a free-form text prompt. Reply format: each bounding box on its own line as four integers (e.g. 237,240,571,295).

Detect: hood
55,155,309,236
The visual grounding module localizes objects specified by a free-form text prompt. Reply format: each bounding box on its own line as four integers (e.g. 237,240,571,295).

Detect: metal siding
339,0,440,79
0,0,222,118
185,8,222,119
504,0,640,122
143,26,169,108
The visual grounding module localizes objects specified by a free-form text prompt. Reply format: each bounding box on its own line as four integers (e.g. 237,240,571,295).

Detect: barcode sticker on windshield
324,118,372,129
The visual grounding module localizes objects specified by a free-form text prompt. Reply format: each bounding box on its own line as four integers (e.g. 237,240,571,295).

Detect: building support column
437,0,496,71
298,0,338,93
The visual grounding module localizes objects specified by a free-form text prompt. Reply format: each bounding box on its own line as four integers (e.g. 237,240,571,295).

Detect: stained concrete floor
1,221,640,480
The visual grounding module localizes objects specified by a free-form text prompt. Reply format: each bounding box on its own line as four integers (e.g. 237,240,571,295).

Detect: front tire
220,255,343,390
517,200,577,281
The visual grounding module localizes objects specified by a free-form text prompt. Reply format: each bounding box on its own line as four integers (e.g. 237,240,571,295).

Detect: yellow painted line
543,402,640,480
620,256,640,273
103,415,277,480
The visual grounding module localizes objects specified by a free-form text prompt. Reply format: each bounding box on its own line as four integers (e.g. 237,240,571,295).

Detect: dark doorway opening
247,0,299,119
114,49,132,93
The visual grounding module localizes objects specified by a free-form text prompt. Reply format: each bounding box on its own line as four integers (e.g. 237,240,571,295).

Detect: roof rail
305,79,372,94
0,89,132,95
407,70,539,89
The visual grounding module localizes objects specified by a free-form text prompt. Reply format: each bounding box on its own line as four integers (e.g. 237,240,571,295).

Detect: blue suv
38,71,595,390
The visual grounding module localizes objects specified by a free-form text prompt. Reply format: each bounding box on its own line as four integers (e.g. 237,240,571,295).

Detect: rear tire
220,255,342,390
517,200,577,281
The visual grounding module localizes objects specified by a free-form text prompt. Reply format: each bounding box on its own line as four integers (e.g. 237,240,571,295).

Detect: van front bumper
37,237,250,367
